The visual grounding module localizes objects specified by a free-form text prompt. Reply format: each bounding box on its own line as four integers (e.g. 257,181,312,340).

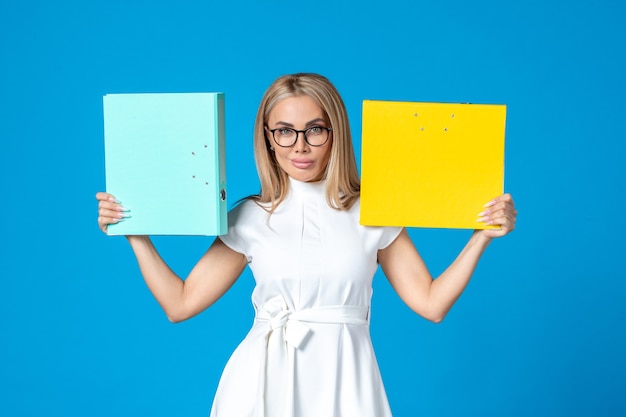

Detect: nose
293,131,309,152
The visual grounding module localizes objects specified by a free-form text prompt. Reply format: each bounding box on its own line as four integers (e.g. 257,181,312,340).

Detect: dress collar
288,177,326,197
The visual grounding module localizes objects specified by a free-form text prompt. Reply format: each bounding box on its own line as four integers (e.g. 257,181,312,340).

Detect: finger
98,212,128,234
484,194,514,209
97,192,130,214
477,206,515,228
488,206,514,221
490,213,514,228
96,191,123,210
98,212,125,225
478,194,517,238
478,200,515,222
98,200,127,213
480,223,510,239
98,214,124,225
97,206,131,234
494,193,513,204
486,213,515,235
99,207,128,218
95,192,119,202
96,192,129,235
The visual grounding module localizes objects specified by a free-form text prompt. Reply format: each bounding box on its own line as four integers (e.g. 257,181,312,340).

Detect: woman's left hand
476,193,517,239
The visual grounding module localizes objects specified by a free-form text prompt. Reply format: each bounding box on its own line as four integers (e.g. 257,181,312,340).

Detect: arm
96,192,247,323
378,194,516,323
127,236,247,322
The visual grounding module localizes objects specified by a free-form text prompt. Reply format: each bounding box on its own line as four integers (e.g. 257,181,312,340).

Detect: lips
291,158,314,169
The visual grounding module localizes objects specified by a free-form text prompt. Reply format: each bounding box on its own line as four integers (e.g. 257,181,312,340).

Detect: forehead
268,95,325,124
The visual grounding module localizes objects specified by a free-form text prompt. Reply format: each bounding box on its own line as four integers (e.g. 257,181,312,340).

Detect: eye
277,128,295,136
307,126,323,135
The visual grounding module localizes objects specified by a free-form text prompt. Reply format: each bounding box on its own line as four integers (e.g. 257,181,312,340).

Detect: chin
290,171,323,183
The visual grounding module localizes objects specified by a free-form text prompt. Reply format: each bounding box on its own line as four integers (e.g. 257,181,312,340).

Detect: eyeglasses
266,125,332,147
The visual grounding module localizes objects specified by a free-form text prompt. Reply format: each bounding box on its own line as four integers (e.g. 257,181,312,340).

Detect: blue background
1,0,625,416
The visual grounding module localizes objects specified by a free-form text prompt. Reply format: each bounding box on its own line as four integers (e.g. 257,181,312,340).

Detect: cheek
320,143,333,165
273,149,290,167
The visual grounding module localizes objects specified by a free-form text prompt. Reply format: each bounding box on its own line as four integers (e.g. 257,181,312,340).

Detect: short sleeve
352,198,403,251
360,225,403,252
376,226,403,250
218,202,251,256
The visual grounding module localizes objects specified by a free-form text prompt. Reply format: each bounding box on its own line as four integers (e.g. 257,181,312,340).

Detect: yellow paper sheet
360,100,506,229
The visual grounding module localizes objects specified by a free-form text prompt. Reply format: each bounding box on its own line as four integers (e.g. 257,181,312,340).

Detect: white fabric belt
253,295,369,417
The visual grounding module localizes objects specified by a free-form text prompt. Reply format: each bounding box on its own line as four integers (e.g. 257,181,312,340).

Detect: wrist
126,235,151,245
471,230,493,248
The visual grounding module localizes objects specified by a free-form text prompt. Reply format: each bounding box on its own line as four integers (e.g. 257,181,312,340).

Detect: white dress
213,178,402,417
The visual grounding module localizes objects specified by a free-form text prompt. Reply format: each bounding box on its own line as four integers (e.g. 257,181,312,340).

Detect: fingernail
484,200,495,208
477,216,488,223
477,210,489,217
118,206,130,212
108,197,121,203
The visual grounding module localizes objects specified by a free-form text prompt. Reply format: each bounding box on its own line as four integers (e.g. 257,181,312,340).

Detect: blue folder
103,92,227,236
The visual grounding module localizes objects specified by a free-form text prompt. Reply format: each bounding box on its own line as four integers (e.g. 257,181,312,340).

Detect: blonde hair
251,73,360,213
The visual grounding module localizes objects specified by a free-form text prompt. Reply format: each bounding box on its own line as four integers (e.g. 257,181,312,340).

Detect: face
266,95,332,182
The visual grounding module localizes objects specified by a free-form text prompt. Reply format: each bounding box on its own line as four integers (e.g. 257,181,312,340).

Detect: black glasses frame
266,126,333,148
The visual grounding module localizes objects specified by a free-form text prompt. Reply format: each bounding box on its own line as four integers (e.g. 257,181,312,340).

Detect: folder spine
214,93,228,235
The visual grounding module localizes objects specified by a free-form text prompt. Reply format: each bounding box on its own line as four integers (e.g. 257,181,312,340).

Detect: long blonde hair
252,73,360,212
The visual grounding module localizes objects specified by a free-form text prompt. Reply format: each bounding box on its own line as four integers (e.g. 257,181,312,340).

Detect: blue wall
1,1,624,416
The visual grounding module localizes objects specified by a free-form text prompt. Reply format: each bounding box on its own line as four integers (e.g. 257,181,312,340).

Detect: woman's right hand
95,192,129,234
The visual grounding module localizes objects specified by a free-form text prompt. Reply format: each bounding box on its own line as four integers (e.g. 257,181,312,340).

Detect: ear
264,126,275,151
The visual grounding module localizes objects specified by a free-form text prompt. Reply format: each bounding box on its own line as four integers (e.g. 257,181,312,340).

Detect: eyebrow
274,118,327,128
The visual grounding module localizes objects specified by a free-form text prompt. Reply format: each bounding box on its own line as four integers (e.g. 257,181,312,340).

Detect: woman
96,73,517,417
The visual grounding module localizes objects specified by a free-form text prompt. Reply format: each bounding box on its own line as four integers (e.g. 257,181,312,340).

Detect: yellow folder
360,100,506,229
